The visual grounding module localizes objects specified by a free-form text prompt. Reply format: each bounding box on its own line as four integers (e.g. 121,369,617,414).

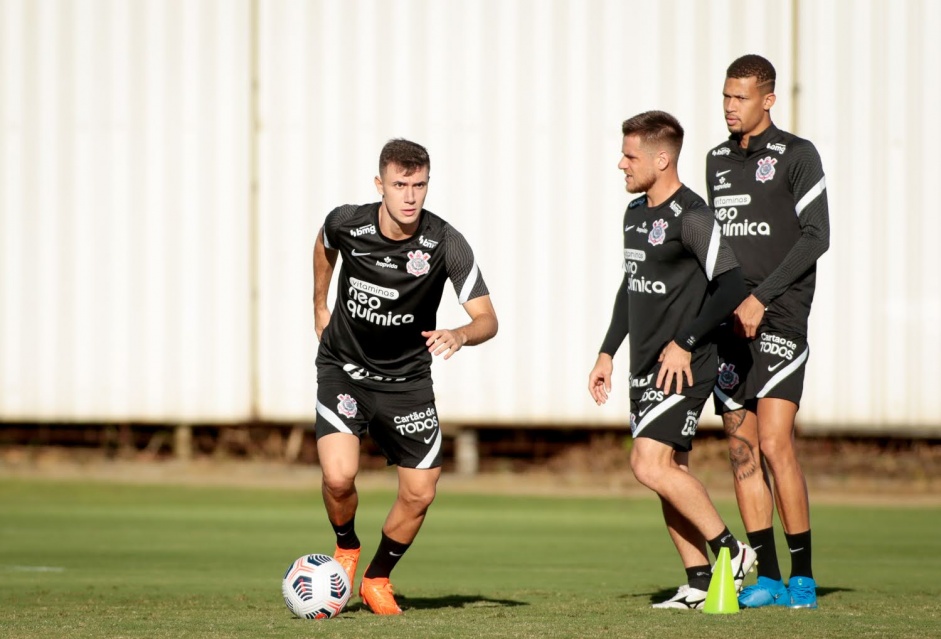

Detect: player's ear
374,174,384,195
763,92,776,112
657,150,669,170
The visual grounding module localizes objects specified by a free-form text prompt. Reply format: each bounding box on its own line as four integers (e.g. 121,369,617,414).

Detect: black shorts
315,368,442,469
630,388,708,453
713,326,809,414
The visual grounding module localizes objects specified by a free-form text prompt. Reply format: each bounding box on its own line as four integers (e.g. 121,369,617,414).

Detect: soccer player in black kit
312,139,498,614
588,111,756,610
706,55,830,609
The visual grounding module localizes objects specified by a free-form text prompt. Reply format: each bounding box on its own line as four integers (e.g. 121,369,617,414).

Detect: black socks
747,527,782,581
707,527,740,560
786,529,813,579
363,532,411,579
332,517,361,550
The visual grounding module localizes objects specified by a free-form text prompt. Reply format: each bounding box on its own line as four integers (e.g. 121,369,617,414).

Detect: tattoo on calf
723,409,758,481
722,409,747,436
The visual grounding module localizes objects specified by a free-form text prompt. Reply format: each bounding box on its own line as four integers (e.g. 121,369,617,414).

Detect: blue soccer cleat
738,576,789,608
787,576,818,609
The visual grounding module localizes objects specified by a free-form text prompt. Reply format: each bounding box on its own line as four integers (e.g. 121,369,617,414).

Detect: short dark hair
726,54,776,93
379,138,430,177
621,110,684,158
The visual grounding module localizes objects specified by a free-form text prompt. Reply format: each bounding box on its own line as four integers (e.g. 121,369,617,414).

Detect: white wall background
1,0,939,434
0,0,252,421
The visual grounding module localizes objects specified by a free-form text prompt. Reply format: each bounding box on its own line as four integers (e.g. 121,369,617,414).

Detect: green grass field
1,476,939,638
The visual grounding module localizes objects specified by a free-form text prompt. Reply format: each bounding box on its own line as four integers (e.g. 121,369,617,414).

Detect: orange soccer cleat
359,576,403,615
333,546,360,590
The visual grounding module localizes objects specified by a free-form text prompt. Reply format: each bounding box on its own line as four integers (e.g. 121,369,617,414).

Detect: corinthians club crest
717,363,740,390
648,219,668,246
337,393,358,418
756,156,777,183
406,250,431,277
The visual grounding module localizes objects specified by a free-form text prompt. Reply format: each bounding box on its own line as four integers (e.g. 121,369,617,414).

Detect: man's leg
755,398,816,608
660,451,711,583
317,432,363,586
723,407,775,531
755,398,808,536
318,432,361,525
631,438,755,596
632,438,728,539
722,407,789,607
379,466,442,546
652,451,715,609
360,466,441,614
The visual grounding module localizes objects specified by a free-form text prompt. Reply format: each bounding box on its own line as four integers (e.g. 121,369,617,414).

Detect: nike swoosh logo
423,430,437,444
752,545,763,551
336,531,349,536
351,249,371,256
716,169,731,177
768,361,785,372
389,551,404,557
625,225,635,232
789,547,804,554
638,405,652,417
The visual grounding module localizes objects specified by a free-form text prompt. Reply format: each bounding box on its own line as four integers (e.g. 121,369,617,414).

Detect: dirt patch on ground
2,435,940,506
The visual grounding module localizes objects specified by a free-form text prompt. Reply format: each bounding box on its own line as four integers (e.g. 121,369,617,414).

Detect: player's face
723,76,775,136
375,162,429,233
618,135,656,194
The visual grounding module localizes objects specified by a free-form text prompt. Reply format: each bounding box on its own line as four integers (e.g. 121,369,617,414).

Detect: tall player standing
312,139,498,615
588,111,755,609
706,55,830,609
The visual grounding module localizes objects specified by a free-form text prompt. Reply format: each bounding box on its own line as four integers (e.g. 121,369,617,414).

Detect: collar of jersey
729,123,782,159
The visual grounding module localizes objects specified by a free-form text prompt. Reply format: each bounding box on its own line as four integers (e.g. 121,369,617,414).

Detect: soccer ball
281,554,352,619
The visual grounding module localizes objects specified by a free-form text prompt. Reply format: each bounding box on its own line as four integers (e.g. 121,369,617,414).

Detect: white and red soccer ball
282,554,351,619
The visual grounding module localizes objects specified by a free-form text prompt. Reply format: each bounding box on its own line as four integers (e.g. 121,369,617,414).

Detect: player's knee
728,440,751,462
398,483,437,511
321,473,356,499
629,450,660,489
756,432,795,465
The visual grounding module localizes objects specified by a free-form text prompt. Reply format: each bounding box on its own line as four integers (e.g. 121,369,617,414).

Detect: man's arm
313,225,338,341
589,276,630,405
736,143,830,337
421,294,498,360
656,211,744,394
752,143,830,306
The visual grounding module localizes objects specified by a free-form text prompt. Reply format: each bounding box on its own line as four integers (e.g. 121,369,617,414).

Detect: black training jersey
317,202,489,390
706,124,830,336
620,186,739,399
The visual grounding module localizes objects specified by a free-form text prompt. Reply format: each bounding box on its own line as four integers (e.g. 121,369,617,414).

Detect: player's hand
422,329,466,360
656,341,693,395
733,294,766,339
314,307,331,341
588,354,614,406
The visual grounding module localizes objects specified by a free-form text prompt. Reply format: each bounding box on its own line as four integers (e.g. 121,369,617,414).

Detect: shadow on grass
635,585,851,606
346,593,528,613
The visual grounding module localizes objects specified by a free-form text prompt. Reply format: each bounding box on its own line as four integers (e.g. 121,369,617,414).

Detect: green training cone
703,546,740,614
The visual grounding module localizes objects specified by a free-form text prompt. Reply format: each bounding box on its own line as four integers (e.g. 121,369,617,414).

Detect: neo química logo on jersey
345,278,414,326
712,195,771,237
623,261,667,294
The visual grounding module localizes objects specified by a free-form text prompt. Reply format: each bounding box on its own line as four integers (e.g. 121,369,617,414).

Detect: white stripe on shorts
713,385,744,411
316,400,353,434
415,428,442,469
633,393,686,438
756,345,809,398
